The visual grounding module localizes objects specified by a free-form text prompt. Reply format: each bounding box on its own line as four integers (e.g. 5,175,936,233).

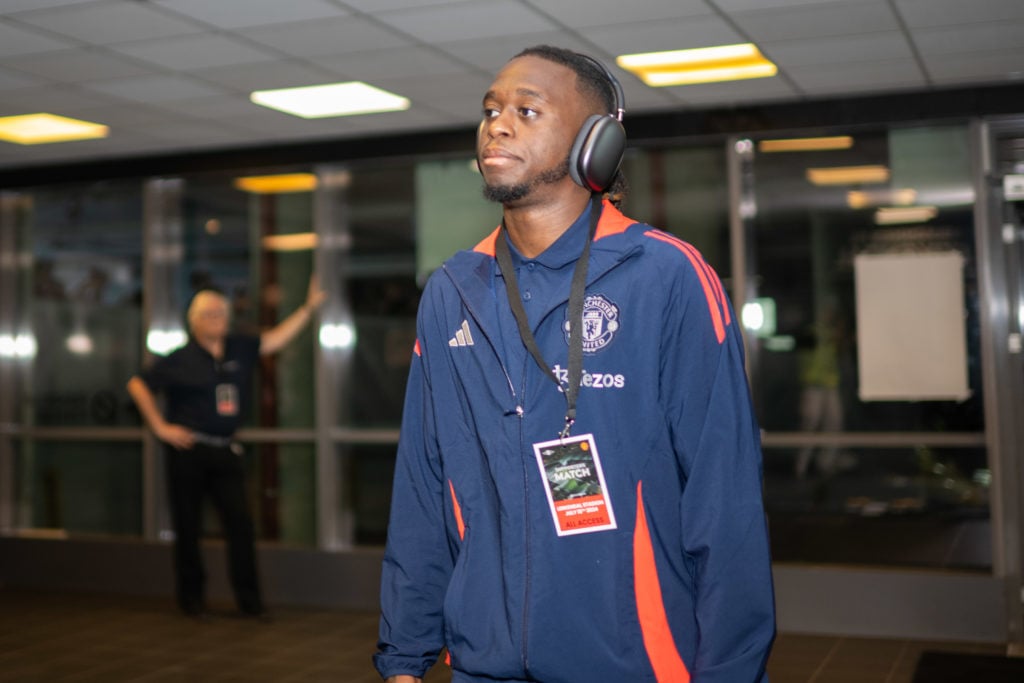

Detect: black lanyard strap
495,193,601,438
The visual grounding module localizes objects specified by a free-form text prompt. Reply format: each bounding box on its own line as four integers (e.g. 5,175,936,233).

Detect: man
127,277,325,619
375,46,775,682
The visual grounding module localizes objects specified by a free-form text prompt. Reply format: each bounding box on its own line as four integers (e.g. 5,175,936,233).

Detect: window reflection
749,125,990,570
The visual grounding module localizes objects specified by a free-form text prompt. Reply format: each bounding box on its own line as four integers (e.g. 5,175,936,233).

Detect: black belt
192,432,234,448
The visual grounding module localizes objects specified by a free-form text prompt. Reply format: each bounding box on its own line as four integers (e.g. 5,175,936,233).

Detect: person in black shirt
127,278,325,619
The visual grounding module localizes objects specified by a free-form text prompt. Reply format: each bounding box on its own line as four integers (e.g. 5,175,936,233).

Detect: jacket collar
443,199,642,344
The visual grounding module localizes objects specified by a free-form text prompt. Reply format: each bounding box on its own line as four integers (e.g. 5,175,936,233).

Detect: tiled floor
0,589,1008,682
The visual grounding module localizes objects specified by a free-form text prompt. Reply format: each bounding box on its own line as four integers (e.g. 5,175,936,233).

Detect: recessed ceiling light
617,44,777,87
758,136,854,153
234,173,318,194
874,206,938,225
848,188,917,209
806,165,890,186
261,233,318,252
0,113,108,145
250,82,410,119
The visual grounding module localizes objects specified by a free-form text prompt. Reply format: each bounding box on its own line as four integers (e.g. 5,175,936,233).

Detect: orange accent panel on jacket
473,199,637,257
643,230,727,344
448,479,465,541
634,481,691,683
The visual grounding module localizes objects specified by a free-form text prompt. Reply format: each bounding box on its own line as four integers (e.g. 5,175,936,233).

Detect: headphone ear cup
569,114,626,192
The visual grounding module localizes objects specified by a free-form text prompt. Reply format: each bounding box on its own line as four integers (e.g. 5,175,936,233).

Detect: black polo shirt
140,333,261,437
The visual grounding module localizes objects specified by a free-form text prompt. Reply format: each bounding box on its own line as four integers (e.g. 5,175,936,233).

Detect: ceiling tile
3,48,155,83
435,32,600,75
369,72,492,124
238,16,411,58
374,0,555,43
0,0,99,15
925,50,1024,85
0,84,119,116
338,107,460,135
662,75,802,106
141,119,253,144
64,103,193,130
13,1,206,45
731,2,899,43
311,47,471,82
152,0,347,29
154,94,274,121
895,0,1024,28
536,0,713,28
912,21,1024,56
579,16,745,55
0,66,46,91
715,0,872,9
81,74,227,103
192,61,335,93
107,33,280,71
343,0,474,14
763,31,914,67
0,19,76,56
786,59,927,94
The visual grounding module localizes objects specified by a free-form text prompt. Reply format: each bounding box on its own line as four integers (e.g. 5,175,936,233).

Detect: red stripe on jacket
448,479,465,541
643,230,728,344
634,481,691,683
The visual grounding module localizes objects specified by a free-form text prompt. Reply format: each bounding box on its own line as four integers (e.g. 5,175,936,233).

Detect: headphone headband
568,53,627,193
576,53,625,122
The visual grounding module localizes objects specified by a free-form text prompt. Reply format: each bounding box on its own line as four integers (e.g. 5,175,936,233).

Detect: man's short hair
514,45,615,117
187,288,229,329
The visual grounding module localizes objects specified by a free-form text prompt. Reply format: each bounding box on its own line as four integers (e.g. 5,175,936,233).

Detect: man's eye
482,107,499,118
519,108,537,118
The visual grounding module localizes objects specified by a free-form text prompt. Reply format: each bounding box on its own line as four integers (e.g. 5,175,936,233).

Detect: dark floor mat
913,650,1024,683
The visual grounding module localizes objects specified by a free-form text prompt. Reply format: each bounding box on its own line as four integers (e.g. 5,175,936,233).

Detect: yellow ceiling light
847,188,917,209
616,43,777,87
874,206,938,225
234,173,318,194
758,136,854,153
251,81,410,119
0,113,108,145
806,165,890,186
261,233,318,252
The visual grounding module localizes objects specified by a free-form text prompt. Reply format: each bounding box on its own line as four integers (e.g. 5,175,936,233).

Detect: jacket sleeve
374,295,453,679
660,251,776,683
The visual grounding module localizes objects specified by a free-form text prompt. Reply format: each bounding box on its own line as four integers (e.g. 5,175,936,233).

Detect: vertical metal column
971,118,1024,650
313,165,355,550
141,178,186,542
0,192,23,533
727,137,758,379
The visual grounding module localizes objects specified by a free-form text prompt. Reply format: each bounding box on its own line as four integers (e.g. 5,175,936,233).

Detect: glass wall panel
343,162,420,430
621,145,732,278
2,181,145,538
746,124,990,569
146,172,321,546
239,442,315,547
28,181,144,427
15,440,142,536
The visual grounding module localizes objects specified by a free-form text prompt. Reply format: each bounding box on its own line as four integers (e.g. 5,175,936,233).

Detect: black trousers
165,442,263,614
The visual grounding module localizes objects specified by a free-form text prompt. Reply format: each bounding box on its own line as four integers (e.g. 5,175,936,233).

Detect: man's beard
482,156,571,204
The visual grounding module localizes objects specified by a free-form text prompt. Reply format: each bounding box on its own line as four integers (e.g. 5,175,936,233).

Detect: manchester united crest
564,294,620,354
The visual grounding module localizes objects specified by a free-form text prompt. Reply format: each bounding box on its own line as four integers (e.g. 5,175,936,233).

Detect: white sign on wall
853,251,970,402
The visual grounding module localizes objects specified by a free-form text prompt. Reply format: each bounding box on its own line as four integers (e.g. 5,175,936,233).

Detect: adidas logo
448,320,475,347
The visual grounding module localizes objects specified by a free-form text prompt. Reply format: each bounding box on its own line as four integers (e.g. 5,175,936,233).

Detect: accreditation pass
533,433,617,536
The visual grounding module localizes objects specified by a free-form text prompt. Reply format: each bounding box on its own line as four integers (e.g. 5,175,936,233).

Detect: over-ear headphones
568,54,627,193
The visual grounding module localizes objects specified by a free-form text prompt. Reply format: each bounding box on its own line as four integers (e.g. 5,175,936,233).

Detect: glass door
975,117,1024,649
738,123,1008,642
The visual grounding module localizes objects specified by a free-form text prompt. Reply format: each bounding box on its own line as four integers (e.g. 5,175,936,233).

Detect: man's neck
195,335,224,359
503,192,592,258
